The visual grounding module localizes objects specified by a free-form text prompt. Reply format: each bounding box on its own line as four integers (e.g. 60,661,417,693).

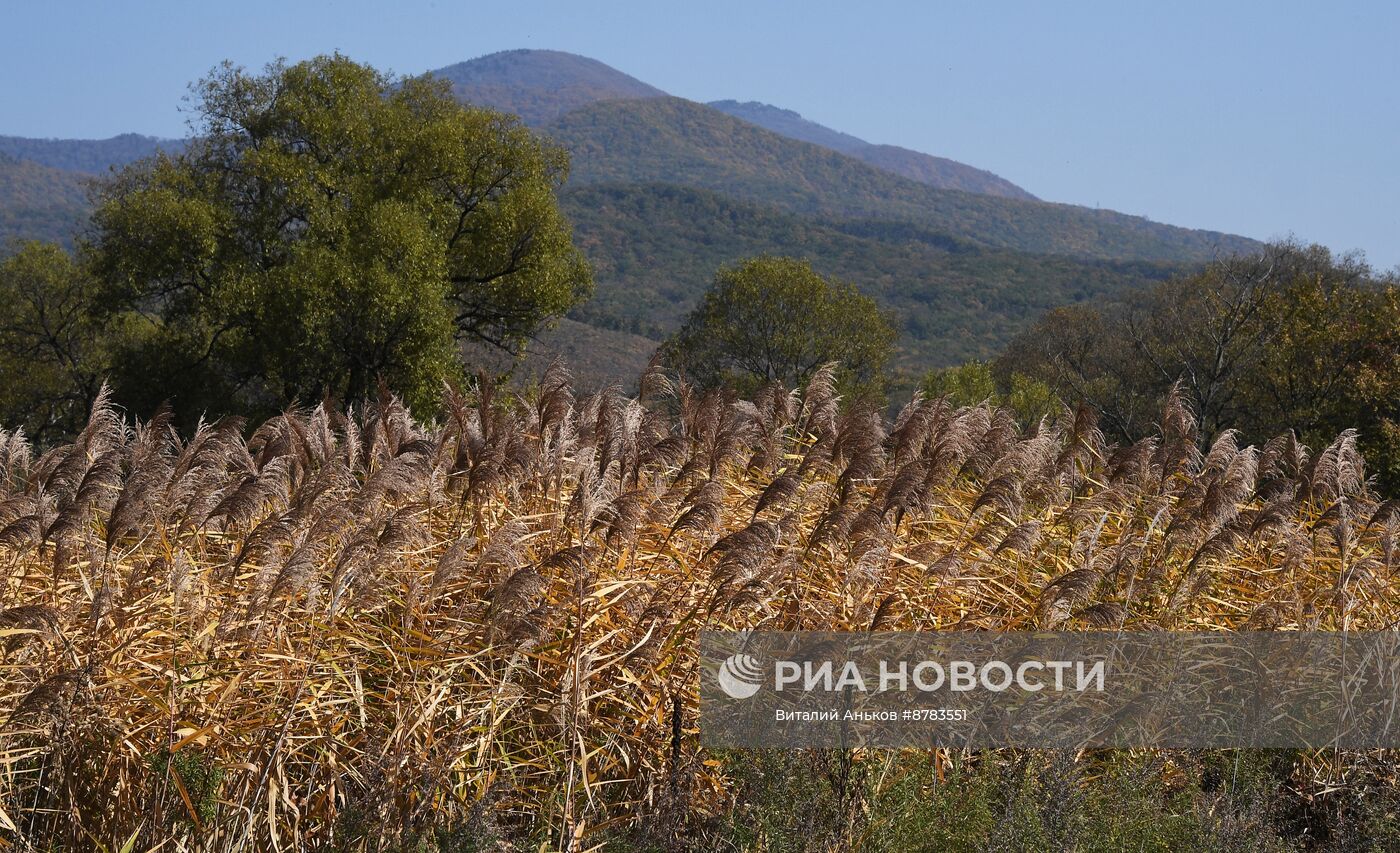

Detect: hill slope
429,49,665,125
707,99,869,153
709,99,1036,200
0,156,1182,382
0,133,174,174
432,50,1034,201
548,97,1258,263
0,153,89,246
560,182,1184,371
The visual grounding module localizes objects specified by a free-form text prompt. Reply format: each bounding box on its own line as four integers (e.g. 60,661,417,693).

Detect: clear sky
2,0,1396,268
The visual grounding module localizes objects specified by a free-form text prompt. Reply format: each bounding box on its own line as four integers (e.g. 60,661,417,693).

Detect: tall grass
0,362,1396,850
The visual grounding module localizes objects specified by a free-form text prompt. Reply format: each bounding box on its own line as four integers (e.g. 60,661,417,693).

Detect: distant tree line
990,241,1400,491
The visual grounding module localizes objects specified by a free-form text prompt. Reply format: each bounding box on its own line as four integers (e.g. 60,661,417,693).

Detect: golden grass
0,364,1397,850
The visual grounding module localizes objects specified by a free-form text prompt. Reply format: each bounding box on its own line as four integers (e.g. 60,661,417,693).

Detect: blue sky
2,0,1396,268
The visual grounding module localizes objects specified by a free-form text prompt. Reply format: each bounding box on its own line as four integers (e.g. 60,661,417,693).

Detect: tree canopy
0,241,116,442
89,54,591,421
661,256,895,397
921,361,1060,426
998,241,1400,490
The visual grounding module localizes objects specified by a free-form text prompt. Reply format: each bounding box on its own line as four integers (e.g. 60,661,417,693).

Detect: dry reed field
1,361,1398,850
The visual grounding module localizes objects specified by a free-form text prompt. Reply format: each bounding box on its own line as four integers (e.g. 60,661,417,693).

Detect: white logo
717,653,764,699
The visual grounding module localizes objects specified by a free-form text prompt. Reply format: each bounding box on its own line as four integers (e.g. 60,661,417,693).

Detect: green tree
922,360,997,405
661,256,896,397
0,241,117,441
922,361,1061,425
999,241,1400,490
90,54,591,423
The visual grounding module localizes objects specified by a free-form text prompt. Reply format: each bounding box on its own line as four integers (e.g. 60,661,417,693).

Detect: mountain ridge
0,152,90,246
707,99,1036,200
0,133,176,174
430,49,666,125
707,99,870,153
545,96,1257,263
428,50,1037,200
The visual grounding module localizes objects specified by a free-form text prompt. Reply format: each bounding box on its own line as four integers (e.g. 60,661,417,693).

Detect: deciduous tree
999,241,1400,490
0,241,116,441
90,54,591,422
662,256,895,398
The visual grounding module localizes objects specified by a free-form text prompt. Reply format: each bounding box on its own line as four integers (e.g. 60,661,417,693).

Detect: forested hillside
0,153,88,246
561,183,1183,369
0,148,1197,385
709,99,1038,200
547,97,1258,262
0,132,174,174
425,51,1039,201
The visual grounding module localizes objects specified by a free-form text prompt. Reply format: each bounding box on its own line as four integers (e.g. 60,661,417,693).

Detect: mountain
0,133,174,174
707,99,869,153
708,100,1036,200
430,49,665,125
560,182,1184,373
434,51,1036,201
0,49,1267,391
0,153,89,246
546,97,1256,263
